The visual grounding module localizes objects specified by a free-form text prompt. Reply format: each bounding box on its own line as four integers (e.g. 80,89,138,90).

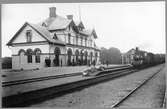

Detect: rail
2,65,131,87
3,66,134,107
112,67,163,108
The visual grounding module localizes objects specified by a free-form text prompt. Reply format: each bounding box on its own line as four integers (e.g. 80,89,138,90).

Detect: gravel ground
3,75,92,97
30,64,165,108
117,66,166,108
2,64,126,97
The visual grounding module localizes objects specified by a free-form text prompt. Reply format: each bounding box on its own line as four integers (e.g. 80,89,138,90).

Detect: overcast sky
1,2,165,57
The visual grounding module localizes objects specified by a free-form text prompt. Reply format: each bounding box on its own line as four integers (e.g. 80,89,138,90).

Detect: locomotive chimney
136,47,139,51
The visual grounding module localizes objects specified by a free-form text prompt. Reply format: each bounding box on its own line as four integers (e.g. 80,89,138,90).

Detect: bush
2,57,12,69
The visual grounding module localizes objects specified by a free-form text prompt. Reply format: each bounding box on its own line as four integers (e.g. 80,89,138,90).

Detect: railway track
2,72,82,87
2,65,135,107
112,67,163,108
2,65,131,87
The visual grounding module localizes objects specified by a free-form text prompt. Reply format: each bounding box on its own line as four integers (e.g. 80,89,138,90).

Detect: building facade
122,47,147,65
122,48,135,64
7,7,100,70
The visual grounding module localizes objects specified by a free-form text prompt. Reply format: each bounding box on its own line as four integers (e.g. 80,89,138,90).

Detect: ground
30,64,165,108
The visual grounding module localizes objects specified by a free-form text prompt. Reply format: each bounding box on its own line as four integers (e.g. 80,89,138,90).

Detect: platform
2,64,124,97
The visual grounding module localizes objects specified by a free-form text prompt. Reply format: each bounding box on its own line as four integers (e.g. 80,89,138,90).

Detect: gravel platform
117,66,166,108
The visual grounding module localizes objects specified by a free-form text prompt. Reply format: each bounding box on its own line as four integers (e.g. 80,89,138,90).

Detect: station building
7,7,100,70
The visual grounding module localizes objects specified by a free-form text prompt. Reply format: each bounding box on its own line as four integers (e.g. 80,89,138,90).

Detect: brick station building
7,7,100,69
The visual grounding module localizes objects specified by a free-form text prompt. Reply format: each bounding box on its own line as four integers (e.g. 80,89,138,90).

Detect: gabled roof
30,23,65,45
7,22,65,46
39,15,72,31
124,48,135,55
74,21,85,29
79,29,98,38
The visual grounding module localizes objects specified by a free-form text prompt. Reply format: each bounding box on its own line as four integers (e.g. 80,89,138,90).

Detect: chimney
49,7,56,17
67,15,73,20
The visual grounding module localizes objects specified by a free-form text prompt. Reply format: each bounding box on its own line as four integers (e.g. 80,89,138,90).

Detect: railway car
124,47,165,68
132,51,165,68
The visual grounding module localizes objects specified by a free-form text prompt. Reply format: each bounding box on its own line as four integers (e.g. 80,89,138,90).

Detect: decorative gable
7,22,47,46
7,22,66,46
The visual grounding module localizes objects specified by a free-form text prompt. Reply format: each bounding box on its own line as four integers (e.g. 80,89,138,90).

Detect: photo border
0,0,166,108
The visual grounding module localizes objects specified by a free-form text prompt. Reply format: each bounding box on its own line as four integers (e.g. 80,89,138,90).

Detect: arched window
67,48,72,65
26,49,33,63
34,48,41,63
75,50,79,64
18,49,26,55
18,49,26,65
80,50,84,65
84,51,88,65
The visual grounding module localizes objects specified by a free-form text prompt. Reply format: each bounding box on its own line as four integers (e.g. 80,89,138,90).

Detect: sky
1,2,166,57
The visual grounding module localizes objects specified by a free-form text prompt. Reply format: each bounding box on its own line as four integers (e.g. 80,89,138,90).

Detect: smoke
137,42,152,51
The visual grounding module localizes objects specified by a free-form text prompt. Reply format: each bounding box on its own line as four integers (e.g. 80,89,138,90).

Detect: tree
2,57,12,69
108,47,122,64
100,47,108,64
100,47,122,64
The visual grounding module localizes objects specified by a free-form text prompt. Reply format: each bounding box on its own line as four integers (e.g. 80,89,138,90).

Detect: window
42,22,47,27
53,33,58,40
26,30,32,42
85,38,87,46
90,40,92,47
76,35,78,45
81,37,83,46
94,42,96,47
26,49,33,63
68,33,71,44
89,40,91,47
34,48,41,63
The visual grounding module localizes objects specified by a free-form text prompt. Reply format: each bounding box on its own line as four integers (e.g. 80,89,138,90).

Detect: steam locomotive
131,49,165,68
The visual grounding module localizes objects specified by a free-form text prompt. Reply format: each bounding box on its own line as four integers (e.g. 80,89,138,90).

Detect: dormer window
78,27,83,31
26,30,32,42
53,33,58,40
42,22,47,27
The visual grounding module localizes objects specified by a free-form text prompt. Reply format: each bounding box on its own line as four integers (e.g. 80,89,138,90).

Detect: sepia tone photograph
1,1,166,108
